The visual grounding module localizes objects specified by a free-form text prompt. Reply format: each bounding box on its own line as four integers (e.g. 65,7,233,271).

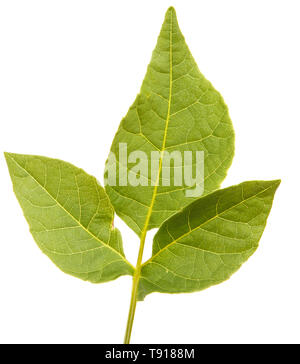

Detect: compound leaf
105,7,235,236
5,153,134,283
138,180,280,300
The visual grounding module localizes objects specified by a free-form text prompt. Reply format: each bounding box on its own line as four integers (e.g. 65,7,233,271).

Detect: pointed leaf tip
4,151,13,164
167,6,176,13
168,6,176,16
270,179,281,190
164,6,177,22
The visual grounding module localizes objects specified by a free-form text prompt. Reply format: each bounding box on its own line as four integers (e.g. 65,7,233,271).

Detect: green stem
124,9,173,344
123,229,147,344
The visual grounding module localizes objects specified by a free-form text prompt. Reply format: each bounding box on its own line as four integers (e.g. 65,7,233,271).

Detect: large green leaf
105,7,235,236
137,180,280,300
5,153,134,282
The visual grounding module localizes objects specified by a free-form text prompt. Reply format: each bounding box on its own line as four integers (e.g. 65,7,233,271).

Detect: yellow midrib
140,11,174,242
123,13,174,343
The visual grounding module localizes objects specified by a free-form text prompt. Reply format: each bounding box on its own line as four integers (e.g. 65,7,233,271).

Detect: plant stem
123,10,173,344
124,229,147,344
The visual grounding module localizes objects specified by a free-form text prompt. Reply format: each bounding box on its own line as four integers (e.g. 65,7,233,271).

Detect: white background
0,0,299,344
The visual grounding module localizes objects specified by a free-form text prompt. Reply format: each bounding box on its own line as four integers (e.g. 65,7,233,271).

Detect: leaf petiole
124,229,147,344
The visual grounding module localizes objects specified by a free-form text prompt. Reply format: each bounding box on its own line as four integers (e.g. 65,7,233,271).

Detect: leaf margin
4,151,135,283
137,179,281,300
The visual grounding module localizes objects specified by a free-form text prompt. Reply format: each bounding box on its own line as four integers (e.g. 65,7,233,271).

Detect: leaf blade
5,152,134,283
105,7,235,235
138,180,280,300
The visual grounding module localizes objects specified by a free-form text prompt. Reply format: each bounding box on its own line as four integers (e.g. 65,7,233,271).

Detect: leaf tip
3,152,21,167
3,151,12,163
272,179,281,189
166,6,177,17
167,6,176,13
163,7,180,34
165,6,177,19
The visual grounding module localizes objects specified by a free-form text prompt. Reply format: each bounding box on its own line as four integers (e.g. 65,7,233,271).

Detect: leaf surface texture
5,153,134,282
138,180,280,300
105,8,235,235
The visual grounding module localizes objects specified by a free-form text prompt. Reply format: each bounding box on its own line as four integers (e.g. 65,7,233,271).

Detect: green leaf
138,180,280,300
105,7,235,236
3,7,281,345
5,153,134,283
